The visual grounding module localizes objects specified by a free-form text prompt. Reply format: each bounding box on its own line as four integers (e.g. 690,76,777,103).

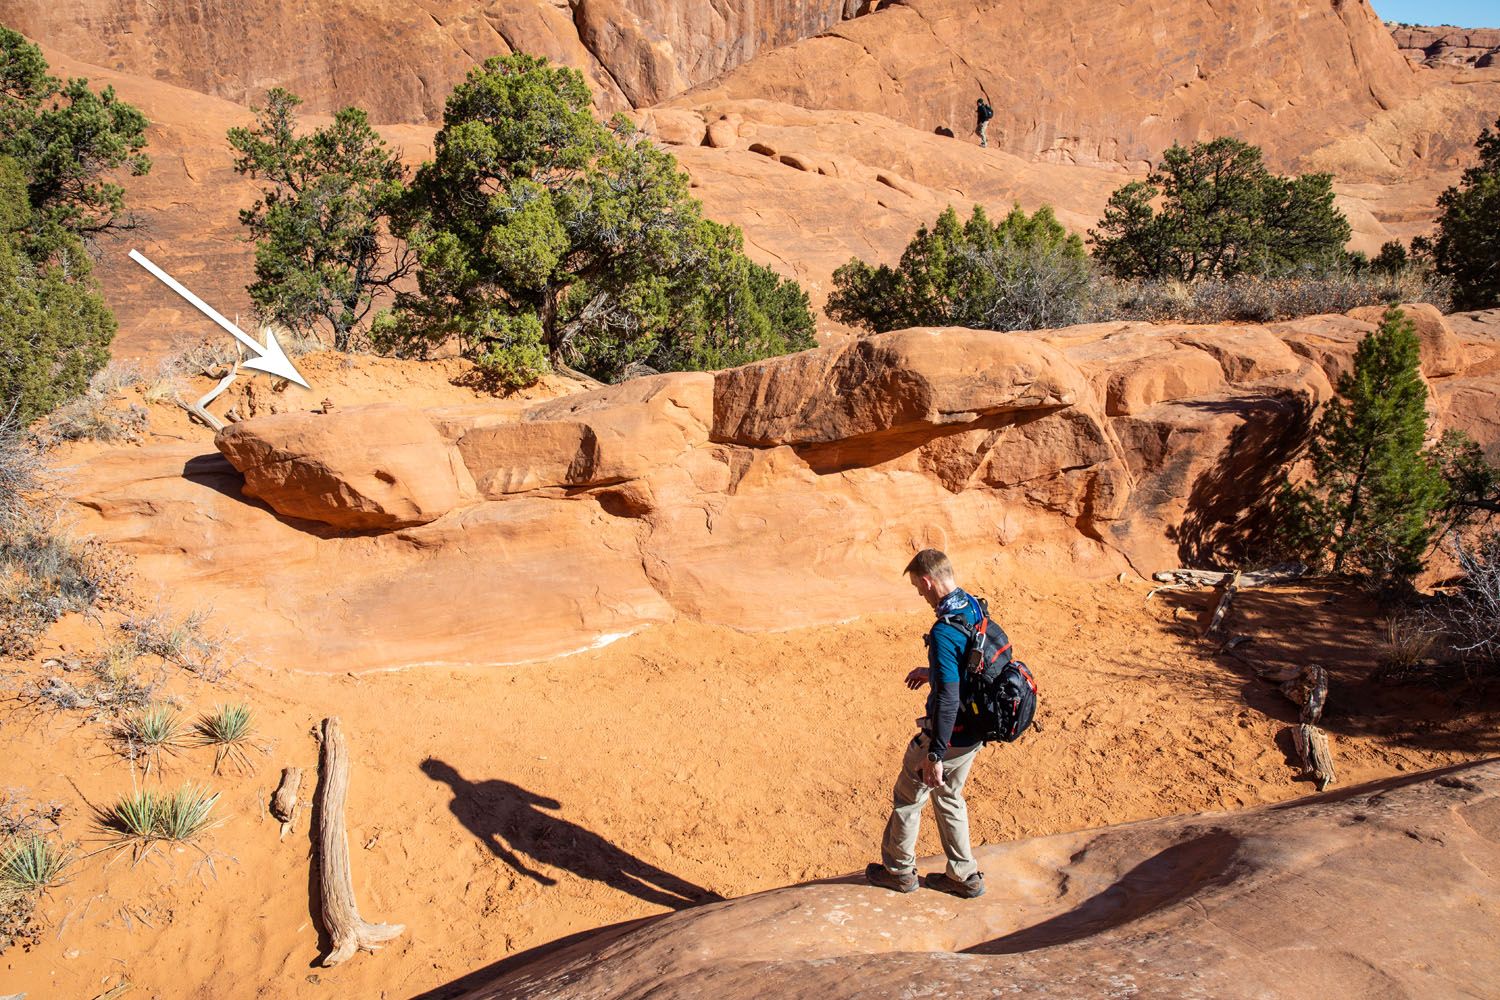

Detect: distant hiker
866,548,1035,899
975,97,994,147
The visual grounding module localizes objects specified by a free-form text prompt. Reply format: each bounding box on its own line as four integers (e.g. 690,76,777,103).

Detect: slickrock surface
57,307,1500,673
1392,24,1500,69
471,759,1500,999
0,0,871,120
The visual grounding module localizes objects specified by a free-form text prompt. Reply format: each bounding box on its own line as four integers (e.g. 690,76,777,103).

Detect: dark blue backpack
939,596,1037,743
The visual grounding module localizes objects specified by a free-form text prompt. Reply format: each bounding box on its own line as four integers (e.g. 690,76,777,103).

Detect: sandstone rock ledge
465,759,1500,999
66,306,1500,672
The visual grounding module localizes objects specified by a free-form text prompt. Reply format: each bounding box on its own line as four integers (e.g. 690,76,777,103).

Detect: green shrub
828,203,1090,333
0,833,71,951
1089,137,1350,282
1424,116,1500,310
384,53,816,385
1277,307,1448,588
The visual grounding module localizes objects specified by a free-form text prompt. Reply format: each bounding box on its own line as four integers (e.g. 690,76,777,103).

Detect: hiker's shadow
421,759,721,911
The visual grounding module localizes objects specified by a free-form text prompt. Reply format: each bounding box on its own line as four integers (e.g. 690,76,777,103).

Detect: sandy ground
3,559,1496,999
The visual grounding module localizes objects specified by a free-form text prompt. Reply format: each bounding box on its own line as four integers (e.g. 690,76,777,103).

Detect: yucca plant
115,703,184,777
195,702,261,774
0,834,71,898
153,785,220,842
108,788,158,842
104,784,219,861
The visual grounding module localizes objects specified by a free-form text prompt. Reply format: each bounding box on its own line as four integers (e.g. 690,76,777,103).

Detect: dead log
315,717,404,966
1300,664,1329,725
1293,724,1336,791
175,360,239,432
271,766,303,840
1152,563,1307,587
1203,570,1242,636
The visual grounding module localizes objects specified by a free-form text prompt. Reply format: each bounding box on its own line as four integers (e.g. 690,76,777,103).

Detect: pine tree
1428,117,1500,310
1282,307,1448,586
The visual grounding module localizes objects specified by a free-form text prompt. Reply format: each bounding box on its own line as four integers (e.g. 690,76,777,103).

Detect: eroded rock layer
469,760,1500,999
66,307,1500,673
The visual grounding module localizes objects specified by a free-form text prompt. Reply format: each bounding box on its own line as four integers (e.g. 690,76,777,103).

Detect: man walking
975,97,994,148
866,548,989,898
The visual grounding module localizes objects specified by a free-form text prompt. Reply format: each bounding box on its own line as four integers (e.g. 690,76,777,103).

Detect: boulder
456,373,713,497
1347,302,1466,378
215,404,467,530
712,328,1085,446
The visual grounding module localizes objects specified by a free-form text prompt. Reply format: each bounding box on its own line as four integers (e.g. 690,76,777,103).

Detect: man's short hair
904,548,955,582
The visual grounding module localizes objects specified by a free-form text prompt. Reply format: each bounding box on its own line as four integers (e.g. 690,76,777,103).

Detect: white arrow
129,249,310,388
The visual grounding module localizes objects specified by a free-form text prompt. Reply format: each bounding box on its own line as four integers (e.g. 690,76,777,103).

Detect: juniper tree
1426,117,1500,310
1089,137,1350,281
827,203,1090,333
0,157,114,425
1281,307,1447,587
228,89,413,351
384,53,814,386
0,26,150,254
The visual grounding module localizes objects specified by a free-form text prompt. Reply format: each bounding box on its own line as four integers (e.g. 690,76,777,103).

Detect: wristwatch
926,751,942,763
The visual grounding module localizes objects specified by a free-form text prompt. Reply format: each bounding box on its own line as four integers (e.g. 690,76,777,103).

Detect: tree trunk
314,717,404,966
1292,724,1336,791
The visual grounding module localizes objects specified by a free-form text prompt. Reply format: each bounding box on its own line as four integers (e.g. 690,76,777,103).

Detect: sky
1372,0,1499,28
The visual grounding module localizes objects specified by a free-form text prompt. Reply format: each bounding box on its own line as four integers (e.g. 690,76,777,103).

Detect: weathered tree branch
271,766,302,840
1292,724,1336,791
315,717,404,966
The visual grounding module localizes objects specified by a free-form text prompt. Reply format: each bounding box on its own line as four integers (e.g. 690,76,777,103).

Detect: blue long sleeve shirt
924,588,985,756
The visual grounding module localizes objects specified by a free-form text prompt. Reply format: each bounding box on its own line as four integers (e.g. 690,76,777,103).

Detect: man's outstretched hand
904,667,930,690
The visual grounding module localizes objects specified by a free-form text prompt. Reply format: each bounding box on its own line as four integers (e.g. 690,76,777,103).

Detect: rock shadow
965,830,1241,955
421,759,721,911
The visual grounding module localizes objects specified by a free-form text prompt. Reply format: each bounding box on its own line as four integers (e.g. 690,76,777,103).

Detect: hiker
866,548,996,898
974,97,994,147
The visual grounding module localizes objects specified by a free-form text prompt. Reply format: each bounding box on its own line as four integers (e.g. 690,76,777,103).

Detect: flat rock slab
471,760,1500,999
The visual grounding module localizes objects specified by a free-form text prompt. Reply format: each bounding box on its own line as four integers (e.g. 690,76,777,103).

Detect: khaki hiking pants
880,732,983,880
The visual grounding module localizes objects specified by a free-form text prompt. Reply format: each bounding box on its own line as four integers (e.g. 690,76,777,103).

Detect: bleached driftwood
271,766,302,840
1293,724,1336,791
315,717,404,966
1203,570,1242,636
1151,563,1308,587
176,360,239,432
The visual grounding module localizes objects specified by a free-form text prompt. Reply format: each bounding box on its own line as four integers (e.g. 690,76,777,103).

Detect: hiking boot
924,870,986,899
865,863,918,893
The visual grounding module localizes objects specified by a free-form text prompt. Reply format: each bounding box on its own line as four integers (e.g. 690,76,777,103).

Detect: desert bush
0,522,106,659
829,204,1089,334
121,608,234,678
195,702,261,774
1422,116,1500,310
1378,612,1440,680
1438,533,1500,672
382,53,815,386
105,784,218,858
1089,137,1350,281
34,364,149,445
1091,267,1451,324
1276,307,1448,589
